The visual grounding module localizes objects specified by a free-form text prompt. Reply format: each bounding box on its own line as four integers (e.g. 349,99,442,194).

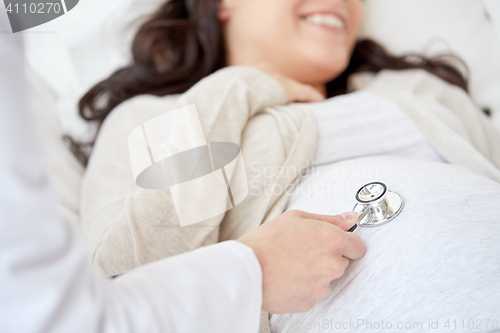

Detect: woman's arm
80,65,316,277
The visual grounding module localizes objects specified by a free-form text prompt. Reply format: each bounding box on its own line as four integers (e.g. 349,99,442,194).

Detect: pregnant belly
271,156,500,333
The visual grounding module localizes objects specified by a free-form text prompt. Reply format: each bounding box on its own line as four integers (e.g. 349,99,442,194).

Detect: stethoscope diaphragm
348,181,404,232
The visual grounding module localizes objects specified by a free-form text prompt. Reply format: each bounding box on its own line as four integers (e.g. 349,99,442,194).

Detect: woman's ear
217,0,233,21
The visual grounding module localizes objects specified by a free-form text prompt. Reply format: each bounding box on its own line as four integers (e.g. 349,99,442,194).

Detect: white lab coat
0,13,262,333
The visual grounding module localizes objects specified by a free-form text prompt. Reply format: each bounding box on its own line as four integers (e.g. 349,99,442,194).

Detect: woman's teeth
304,14,345,30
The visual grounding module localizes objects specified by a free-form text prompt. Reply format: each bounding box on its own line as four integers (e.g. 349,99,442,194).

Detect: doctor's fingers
312,220,366,260
300,211,359,231
298,214,365,259
342,256,350,270
339,231,366,260
321,250,356,285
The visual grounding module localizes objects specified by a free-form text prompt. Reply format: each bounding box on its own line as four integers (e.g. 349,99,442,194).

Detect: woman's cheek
350,1,365,38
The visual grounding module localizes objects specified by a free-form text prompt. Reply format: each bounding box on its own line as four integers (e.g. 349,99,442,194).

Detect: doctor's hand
237,210,365,314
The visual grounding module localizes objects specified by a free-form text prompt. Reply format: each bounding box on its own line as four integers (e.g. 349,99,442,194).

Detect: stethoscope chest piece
351,181,404,230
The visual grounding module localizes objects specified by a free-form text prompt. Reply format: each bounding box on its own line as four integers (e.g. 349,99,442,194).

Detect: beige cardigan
80,65,500,332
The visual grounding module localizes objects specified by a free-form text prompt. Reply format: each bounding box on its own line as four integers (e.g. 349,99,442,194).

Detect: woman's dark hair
69,0,473,166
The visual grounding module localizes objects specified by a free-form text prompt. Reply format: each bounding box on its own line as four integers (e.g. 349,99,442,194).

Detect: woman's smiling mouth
301,12,346,33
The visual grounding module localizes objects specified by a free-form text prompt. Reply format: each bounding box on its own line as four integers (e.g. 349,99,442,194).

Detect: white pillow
27,68,84,227
24,0,164,140
360,0,500,128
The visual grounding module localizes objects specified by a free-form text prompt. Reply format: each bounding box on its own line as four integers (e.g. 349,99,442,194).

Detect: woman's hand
252,62,326,103
237,209,365,314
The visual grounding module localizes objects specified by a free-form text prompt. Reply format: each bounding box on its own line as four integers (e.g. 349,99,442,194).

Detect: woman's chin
299,50,350,78
300,61,348,84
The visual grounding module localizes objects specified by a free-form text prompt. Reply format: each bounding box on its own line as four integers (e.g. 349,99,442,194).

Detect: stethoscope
348,182,404,232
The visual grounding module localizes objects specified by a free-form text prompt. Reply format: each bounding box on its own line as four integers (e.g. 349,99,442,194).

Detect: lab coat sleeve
108,240,263,333
0,16,262,333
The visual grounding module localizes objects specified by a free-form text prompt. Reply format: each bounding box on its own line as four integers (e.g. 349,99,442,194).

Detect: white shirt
0,14,262,333
309,89,446,166
270,91,500,332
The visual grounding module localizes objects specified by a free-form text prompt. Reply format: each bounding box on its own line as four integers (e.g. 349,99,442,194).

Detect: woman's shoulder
350,68,464,96
91,93,182,160
101,93,181,133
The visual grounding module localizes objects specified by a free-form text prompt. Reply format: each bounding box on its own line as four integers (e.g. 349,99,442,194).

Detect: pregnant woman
72,0,500,331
